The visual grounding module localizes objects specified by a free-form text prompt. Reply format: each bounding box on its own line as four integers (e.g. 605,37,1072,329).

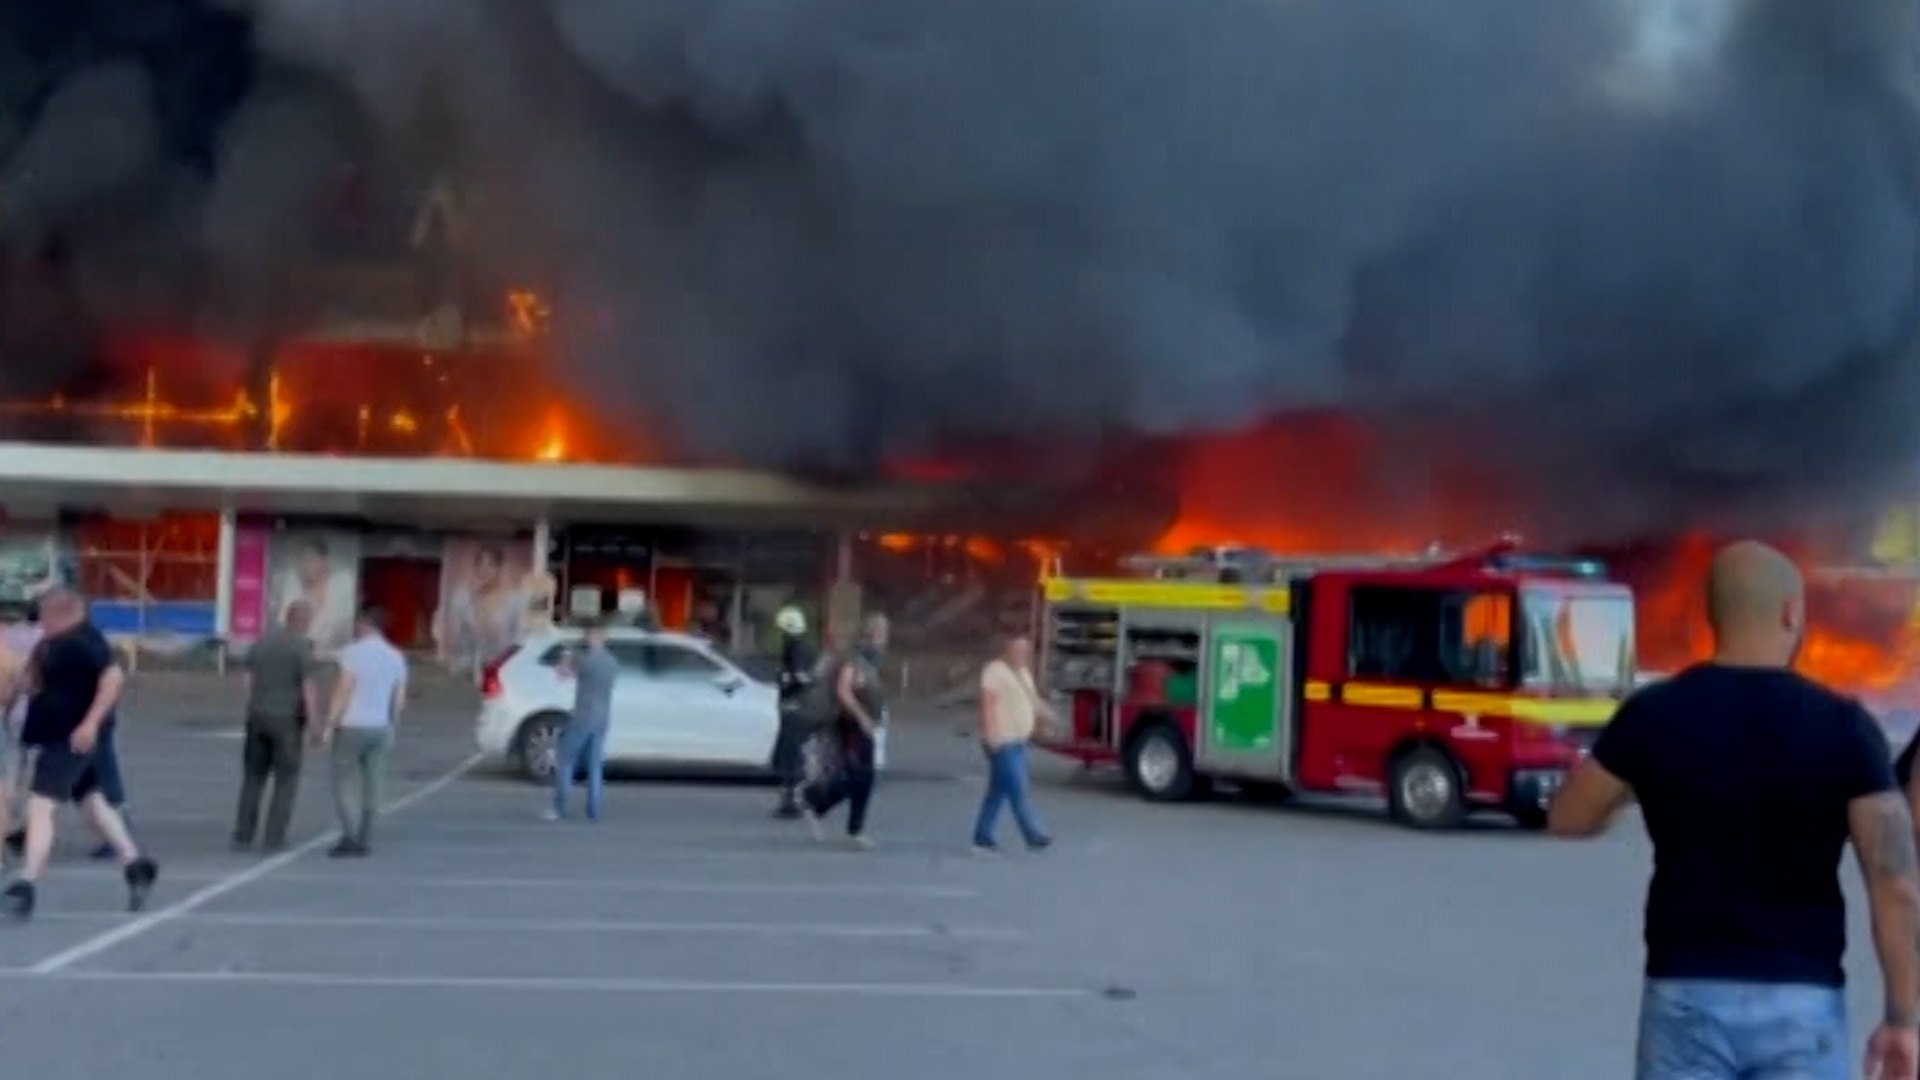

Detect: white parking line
27,911,1026,940
27,752,484,975
21,968,1091,999
241,868,983,895
227,873,980,897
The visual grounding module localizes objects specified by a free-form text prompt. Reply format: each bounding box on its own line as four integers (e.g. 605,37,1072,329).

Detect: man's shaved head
1706,541,1805,667
37,585,85,634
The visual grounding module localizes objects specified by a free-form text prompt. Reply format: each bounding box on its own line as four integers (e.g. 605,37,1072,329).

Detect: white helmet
774,606,807,636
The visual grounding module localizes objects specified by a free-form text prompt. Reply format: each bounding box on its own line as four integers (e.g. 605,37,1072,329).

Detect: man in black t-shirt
1,588,157,920
1550,541,1920,1080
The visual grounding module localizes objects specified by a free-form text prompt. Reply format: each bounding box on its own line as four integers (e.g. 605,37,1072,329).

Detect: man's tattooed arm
1852,791,1920,1028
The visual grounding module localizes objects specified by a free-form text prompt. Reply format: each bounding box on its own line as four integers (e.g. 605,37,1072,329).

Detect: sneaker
971,842,1001,857
542,808,563,823
123,857,158,912
846,834,875,851
799,804,825,843
1027,836,1054,853
327,839,360,858
3,880,35,919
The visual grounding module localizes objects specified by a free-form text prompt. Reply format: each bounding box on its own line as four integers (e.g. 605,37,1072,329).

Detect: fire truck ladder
1120,545,1452,582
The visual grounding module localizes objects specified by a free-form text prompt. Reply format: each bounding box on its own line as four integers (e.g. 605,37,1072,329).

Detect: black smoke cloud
3,0,1919,537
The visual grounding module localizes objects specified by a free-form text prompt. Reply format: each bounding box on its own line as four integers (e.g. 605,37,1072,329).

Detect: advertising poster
434,536,535,674
0,525,72,604
266,528,362,658
228,518,271,640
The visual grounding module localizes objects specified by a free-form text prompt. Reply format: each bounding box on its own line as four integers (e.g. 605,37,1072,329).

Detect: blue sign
90,601,217,638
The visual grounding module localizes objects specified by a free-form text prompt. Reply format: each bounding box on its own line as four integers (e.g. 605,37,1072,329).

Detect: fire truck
1035,539,1637,829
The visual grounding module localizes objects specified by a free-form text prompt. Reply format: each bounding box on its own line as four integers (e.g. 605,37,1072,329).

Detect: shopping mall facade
0,436,976,669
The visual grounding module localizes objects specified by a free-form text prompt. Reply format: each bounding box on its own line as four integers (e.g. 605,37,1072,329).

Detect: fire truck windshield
1520,586,1636,696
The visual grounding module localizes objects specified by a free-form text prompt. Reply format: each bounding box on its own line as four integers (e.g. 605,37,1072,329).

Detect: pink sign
228,518,270,639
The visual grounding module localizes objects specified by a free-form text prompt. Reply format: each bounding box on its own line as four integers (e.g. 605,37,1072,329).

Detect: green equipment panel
1207,623,1282,753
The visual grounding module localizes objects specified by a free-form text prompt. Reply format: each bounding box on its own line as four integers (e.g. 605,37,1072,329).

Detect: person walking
84,705,132,860
801,613,888,850
1550,541,1920,1080
0,603,29,867
319,607,407,858
770,605,824,819
2,600,43,861
1,587,157,918
547,616,617,822
232,600,320,852
971,632,1054,854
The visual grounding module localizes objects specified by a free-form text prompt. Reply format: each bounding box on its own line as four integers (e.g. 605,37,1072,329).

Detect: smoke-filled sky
1,0,1918,536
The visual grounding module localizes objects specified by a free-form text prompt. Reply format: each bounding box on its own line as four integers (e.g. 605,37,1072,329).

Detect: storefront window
71,512,221,639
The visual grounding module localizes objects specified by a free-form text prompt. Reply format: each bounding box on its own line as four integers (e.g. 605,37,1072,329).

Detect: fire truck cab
1036,539,1636,829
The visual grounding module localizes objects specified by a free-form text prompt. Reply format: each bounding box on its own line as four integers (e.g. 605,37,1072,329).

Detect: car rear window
536,640,651,671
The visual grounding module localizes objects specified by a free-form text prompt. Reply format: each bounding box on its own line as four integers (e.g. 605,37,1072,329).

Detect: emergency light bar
1485,554,1609,579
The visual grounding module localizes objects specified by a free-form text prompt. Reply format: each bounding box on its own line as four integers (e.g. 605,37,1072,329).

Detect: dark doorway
360,556,441,649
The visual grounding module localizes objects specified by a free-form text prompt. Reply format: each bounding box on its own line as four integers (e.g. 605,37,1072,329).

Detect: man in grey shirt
234,601,320,852
548,617,619,822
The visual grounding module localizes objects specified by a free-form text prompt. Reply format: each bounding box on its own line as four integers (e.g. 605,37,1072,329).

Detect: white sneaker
846,834,875,851
541,808,562,822
799,804,824,843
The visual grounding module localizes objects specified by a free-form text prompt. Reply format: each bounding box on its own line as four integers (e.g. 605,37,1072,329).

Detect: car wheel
517,713,567,784
1389,746,1467,830
1125,721,1196,802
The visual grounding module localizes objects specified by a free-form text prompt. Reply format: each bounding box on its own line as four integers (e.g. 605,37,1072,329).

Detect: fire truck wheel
1389,746,1467,830
1125,722,1197,802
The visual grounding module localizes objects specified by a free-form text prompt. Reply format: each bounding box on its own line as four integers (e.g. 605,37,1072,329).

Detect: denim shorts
1637,979,1848,1080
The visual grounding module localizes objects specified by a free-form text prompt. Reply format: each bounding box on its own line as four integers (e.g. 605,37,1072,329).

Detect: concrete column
834,530,855,581
215,508,237,638
214,509,236,674
532,517,551,575
825,530,862,650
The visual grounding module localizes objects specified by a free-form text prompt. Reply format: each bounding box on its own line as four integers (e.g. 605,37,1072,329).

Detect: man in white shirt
320,607,407,857
971,632,1054,854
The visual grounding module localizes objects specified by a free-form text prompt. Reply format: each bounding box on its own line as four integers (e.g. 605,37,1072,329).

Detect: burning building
3,0,1920,685
0,21,959,659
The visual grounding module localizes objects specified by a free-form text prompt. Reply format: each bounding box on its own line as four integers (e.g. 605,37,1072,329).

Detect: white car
475,627,781,782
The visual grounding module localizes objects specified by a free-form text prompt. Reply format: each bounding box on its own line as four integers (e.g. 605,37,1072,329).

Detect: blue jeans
1637,979,1848,1080
552,724,607,820
972,743,1047,847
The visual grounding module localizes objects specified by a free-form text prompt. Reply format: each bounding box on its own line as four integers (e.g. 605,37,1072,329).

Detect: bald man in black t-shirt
1551,541,1920,1080
1,588,157,920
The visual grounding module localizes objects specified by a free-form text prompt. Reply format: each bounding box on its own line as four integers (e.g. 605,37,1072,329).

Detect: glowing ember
533,408,571,462
863,531,1066,570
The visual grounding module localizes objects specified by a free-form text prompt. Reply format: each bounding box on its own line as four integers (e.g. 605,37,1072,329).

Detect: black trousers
805,729,875,836
771,711,816,792
234,711,304,847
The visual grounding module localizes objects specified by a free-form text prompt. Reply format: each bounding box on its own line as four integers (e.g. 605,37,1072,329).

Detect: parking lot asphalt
0,673,1896,1079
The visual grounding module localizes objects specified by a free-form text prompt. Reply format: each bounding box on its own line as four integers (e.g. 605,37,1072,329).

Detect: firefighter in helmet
770,605,822,818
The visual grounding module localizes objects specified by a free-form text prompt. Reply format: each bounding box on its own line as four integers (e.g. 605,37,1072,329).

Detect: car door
603,640,676,761
641,641,776,766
